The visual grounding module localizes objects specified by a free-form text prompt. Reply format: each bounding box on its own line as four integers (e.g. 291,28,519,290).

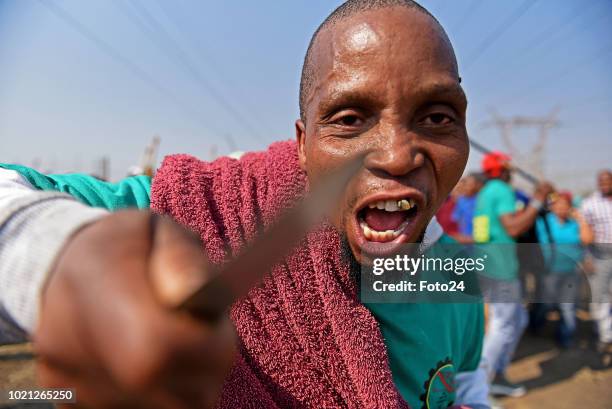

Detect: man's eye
424,113,453,125
335,115,363,127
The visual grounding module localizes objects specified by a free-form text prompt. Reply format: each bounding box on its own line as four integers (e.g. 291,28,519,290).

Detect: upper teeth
368,199,415,211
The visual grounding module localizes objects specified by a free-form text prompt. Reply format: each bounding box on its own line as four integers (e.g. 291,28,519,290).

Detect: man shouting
0,1,491,408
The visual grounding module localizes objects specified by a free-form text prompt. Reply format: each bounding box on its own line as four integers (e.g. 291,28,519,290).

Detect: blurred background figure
533,191,594,348
436,177,464,240
474,151,553,400
581,169,612,350
452,172,486,243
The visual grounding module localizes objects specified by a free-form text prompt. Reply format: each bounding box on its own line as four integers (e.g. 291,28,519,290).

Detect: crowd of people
437,152,612,404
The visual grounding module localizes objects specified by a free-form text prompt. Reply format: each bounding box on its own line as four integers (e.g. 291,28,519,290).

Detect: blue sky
0,0,610,191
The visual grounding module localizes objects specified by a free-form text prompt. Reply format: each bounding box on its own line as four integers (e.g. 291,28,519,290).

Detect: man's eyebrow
318,88,383,115
316,80,467,116
418,81,465,96
414,82,467,105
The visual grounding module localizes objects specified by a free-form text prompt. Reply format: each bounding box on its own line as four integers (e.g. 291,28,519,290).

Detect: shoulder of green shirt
0,164,152,211
482,179,515,215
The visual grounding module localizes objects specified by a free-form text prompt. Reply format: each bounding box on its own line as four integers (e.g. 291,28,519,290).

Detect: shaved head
294,0,467,263
299,0,443,121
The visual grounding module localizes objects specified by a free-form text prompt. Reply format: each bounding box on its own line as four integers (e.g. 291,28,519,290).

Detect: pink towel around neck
150,140,409,409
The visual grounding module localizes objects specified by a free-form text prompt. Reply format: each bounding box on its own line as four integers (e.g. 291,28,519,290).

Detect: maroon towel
151,140,409,409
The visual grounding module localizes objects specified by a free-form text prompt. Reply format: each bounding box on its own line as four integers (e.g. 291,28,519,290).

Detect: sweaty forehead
308,7,458,104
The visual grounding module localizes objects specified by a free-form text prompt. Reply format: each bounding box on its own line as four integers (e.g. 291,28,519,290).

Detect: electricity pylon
481,108,560,180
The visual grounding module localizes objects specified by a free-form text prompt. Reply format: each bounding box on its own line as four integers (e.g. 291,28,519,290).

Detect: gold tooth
397,199,412,210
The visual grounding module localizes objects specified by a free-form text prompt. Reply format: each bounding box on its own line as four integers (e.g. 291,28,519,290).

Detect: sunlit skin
295,7,469,264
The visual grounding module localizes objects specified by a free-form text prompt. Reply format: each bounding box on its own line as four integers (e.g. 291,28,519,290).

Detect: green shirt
0,164,151,211
1,163,483,408
473,179,518,280
367,302,483,408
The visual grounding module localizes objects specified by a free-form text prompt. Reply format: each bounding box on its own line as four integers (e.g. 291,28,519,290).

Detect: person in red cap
473,151,554,398
481,151,511,179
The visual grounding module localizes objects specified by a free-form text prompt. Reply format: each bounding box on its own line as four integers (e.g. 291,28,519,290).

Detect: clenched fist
35,210,236,409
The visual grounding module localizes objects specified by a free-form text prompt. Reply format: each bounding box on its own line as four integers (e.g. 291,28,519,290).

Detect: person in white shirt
581,169,612,347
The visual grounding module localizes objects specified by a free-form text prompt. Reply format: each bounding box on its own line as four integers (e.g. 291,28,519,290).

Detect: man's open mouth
357,197,419,243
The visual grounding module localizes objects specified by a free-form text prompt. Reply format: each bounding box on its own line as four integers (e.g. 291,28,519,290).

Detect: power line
470,42,612,126
120,0,267,143
36,0,231,148
153,0,277,138
509,0,601,64
498,43,612,107
449,0,483,36
473,0,607,92
463,0,539,72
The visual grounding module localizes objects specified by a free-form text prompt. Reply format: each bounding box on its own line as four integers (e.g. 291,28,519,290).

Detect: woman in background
535,191,594,348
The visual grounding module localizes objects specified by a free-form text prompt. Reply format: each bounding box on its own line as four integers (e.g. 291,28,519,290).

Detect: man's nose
364,126,424,177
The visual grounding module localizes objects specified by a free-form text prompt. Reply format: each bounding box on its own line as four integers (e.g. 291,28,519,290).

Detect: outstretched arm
0,163,155,341
0,168,108,342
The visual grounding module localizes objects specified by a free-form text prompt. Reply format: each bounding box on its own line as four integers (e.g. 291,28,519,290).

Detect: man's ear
295,119,307,171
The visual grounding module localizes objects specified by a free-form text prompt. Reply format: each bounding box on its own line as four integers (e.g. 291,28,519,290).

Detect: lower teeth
360,218,410,242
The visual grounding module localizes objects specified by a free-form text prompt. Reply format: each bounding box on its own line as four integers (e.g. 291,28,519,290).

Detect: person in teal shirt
534,191,593,347
473,151,553,398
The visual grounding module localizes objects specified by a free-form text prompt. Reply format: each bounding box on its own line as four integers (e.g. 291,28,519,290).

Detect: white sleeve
454,367,491,409
0,168,108,343
0,167,37,205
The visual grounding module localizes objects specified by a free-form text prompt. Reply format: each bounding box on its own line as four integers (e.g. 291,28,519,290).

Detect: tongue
363,208,407,231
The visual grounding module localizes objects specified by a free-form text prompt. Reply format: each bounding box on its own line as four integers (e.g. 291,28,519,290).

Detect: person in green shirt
473,151,553,398
0,1,489,407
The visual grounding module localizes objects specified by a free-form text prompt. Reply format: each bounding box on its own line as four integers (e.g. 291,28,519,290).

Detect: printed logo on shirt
419,358,456,409
473,215,490,243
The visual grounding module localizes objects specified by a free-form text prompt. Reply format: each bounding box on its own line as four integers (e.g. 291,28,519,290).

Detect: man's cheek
331,201,348,231
443,154,467,191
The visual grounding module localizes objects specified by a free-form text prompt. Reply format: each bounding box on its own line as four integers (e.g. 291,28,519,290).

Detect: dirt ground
1,313,610,408
498,311,612,409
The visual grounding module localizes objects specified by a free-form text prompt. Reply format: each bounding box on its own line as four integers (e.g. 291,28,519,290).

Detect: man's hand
501,180,556,237
35,211,236,409
533,181,555,203
33,158,360,408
